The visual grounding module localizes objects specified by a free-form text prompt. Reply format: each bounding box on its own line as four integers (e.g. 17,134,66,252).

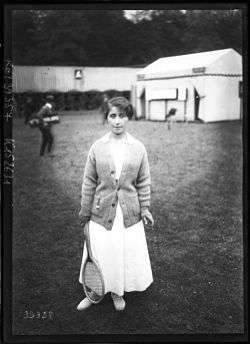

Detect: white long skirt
79,201,153,297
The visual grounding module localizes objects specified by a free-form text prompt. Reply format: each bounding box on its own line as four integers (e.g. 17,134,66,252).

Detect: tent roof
138,48,242,79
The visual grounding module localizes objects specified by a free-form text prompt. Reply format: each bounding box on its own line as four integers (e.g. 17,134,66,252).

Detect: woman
77,97,154,311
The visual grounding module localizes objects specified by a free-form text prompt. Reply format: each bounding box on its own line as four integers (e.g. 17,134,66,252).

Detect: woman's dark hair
107,96,133,119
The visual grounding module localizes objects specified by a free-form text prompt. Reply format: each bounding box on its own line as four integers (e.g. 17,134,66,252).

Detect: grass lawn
12,111,244,335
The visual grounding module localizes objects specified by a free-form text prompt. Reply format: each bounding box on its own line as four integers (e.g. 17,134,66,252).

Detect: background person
100,93,110,125
78,96,154,311
24,96,35,125
165,108,177,130
35,94,55,157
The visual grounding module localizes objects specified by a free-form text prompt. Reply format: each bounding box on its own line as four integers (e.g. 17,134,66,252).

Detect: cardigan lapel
118,133,134,186
117,137,133,187
105,141,117,187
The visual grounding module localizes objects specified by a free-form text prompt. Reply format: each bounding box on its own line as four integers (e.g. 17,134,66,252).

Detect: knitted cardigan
80,132,151,231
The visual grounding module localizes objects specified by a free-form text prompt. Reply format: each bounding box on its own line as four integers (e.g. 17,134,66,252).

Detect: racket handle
84,222,95,261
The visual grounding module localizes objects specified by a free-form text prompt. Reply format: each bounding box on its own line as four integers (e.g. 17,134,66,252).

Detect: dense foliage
12,9,243,66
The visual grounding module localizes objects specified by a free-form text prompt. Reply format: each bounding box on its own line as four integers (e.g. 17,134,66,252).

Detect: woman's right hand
79,217,89,239
79,216,89,227
79,209,90,236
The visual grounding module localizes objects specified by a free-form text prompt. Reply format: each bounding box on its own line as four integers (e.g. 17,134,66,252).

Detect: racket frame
28,115,60,128
82,222,105,304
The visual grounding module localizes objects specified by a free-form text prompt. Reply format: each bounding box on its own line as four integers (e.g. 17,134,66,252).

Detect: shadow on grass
12,120,85,334
12,117,244,335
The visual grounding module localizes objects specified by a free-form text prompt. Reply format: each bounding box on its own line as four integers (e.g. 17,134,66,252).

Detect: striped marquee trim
137,73,242,81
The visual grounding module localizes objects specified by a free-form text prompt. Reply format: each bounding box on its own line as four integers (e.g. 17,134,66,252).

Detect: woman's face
107,106,128,135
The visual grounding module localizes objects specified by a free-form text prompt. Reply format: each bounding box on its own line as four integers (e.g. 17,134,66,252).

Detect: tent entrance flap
147,88,177,101
194,88,200,120
140,89,146,118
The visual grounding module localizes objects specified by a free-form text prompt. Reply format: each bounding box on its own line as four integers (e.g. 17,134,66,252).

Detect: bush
13,90,132,116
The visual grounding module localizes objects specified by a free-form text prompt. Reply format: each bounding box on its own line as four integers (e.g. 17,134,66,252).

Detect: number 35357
24,311,54,320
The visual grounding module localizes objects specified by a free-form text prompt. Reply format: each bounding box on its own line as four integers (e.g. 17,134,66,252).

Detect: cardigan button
108,219,112,223
112,203,115,207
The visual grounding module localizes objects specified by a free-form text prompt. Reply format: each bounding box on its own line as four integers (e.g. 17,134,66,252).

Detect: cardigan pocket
91,193,113,218
91,196,103,217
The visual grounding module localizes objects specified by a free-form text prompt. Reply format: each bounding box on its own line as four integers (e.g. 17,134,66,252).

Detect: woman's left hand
142,210,154,228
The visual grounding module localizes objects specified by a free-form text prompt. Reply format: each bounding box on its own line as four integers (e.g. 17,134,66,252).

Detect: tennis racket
28,115,60,128
43,115,60,124
82,222,105,304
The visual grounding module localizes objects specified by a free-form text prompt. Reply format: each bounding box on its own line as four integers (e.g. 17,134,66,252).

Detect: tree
12,10,38,64
33,10,89,65
181,10,242,54
11,9,243,66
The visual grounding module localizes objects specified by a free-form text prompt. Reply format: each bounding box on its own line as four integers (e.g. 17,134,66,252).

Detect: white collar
100,132,135,144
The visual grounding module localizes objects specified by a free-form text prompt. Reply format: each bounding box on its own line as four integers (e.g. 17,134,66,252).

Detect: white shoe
111,293,126,311
77,297,93,311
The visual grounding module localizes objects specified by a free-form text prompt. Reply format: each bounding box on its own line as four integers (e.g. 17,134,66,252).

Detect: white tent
135,49,242,122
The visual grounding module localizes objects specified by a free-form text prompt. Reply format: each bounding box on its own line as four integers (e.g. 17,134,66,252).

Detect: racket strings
84,262,103,297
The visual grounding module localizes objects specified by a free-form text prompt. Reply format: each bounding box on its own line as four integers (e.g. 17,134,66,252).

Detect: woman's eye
109,113,126,118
